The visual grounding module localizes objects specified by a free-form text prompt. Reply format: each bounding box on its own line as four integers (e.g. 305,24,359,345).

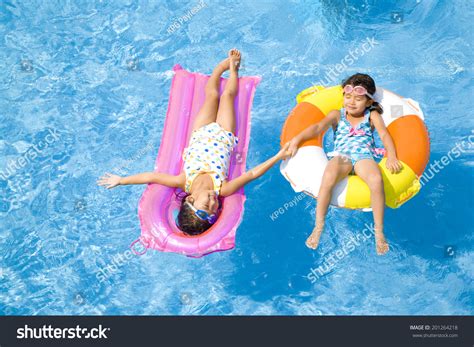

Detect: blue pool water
1,0,473,315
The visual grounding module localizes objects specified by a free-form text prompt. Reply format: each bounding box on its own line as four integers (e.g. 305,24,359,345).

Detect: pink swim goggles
343,85,374,99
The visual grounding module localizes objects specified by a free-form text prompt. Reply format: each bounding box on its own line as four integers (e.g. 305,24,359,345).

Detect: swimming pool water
1,0,473,315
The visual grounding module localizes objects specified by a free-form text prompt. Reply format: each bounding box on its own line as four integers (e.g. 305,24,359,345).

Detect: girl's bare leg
191,57,229,132
306,156,353,249
216,48,241,133
354,159,389,255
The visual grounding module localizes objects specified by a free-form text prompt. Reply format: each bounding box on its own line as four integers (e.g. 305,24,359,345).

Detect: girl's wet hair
175,190,212,236
341,73,383,114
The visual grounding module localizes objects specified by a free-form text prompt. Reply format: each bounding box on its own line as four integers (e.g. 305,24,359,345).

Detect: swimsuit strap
336,109,349,133
339,108,348,125
339,108,370,129
364,108,371,124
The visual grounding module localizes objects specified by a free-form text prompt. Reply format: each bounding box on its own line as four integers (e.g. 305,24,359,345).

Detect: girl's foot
374,225,389,255
229,48,241,72
306,221,324,250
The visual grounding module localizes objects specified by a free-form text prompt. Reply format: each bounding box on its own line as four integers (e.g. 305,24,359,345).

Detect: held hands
276,142,292,160
276,137,300,160
385,157,403,174
287,136,301,158
97,173,122,189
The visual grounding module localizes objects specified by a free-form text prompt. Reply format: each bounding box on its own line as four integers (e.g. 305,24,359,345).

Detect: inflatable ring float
280,85,430,210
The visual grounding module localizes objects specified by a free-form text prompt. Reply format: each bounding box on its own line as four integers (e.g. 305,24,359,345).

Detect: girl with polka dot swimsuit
182,122,239,196
98,49,291,236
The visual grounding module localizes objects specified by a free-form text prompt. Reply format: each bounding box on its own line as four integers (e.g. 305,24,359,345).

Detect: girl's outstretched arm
97,172,184,189
287,110,339,157
371,111,402,174
220,143,291,197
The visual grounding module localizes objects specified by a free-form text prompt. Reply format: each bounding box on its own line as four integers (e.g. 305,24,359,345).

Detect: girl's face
343,90,373,116
187,190,219,214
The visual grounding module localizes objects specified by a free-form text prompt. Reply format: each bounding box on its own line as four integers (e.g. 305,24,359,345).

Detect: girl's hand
287,137,300,158
385,157,402,174
276,142,292,160
97,173,122,189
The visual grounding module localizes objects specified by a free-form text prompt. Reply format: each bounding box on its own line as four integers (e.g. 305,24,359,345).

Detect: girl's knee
221,89,236,100
205,89,219,100
366,174,383,190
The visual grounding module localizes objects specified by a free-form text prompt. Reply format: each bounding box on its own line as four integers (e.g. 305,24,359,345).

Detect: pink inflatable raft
135,64,261,257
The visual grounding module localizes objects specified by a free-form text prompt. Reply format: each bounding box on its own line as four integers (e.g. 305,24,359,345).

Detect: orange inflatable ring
280,85,430,210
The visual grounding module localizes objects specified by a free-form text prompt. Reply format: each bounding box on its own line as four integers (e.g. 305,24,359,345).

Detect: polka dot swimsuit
182,122,239,194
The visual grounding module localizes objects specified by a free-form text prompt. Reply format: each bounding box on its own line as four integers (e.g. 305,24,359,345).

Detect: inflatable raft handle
173,64,183,72
130,238,148,256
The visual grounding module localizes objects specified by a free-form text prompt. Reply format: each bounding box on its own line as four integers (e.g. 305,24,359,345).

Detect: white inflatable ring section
280,146,349,207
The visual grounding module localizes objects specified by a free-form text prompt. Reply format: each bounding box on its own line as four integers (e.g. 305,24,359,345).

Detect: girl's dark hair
341,73,383,114
175,190,212,236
